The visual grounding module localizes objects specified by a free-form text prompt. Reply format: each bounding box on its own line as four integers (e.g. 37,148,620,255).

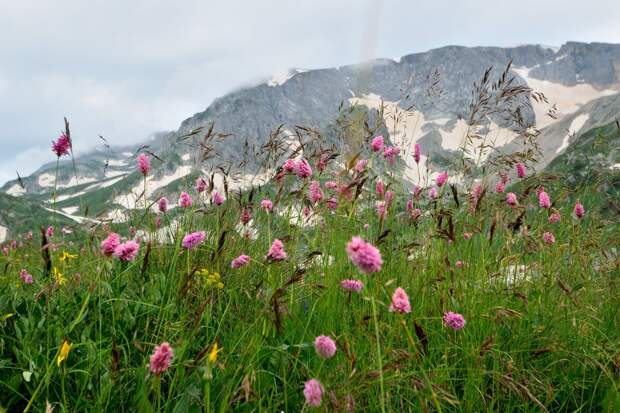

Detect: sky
0,0,619,185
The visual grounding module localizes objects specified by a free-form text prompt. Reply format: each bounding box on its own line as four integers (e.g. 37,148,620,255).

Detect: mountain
1,41,619,238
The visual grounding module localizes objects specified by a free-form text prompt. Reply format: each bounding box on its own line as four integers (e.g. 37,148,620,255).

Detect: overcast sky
1,0,619,184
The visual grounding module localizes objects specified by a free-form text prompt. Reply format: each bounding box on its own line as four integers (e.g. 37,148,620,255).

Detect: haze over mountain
1,41,619,241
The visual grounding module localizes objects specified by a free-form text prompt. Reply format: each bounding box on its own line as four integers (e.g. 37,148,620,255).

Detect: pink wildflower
231,254,251,269
354,159,368,172
212,191,225,206
428,187,439,200
375,201,387,221
325,180,337,190
283,158,296,173
158,197,168,213
182,231,206,249
413,184,422,200
375,180,385,197
266,239,287,261
574,201,585,219
463,232,472,240
179,192,192,208
303,379,323,407
516,163,526,178
346,236,382,274
548,212,561,224
113,240,140,262
495,181,505,193
309,181,323,203
149,342,174,375
100,232,121,256
506,192,518,207
455,260,464,268
413,143,421,163
51,133,71,157
443,311,466,330
543,231,556,244
389,287,411,314
340,279,363,292
195,177,207,193
137,153,150,176
296,159,313,179
20,269,33,284
326,197,338,210
241,208,252,224
383,145,400,163
410,207,422,220
538,191,551,209
314,335,337,359
385,190,394,206
260,199,273,212
303,205,312,217
46,226,54,238
371,135,384,152
317,154,329,172
436,171,449,187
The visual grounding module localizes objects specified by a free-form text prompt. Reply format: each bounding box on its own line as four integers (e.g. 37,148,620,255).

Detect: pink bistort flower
241,208,252,224
413,143,421,163
195,177,207,193
158,197,168,213
574,201,585,219
100,232,121,256
371,135,384,152
506,192,518,207
314,335,337,359
137,153,150,176
495,181,506,193
303,379,323,407
383,145,400,163
548,212,561,224
354,159,368,172
52,133,71,157
389,287,411,314
179,192,192,208
113,240,140,262
20,269,33,284
428,187,439,200
260,199,273,212
326,197,338,210
266,239,287,261
516,162,526,178
149,342,174,375
346,236,382,273
543,231,556,245
443,311,466,330
435,171,449,187
341,279,363,292
296,159,313,179
309,181,323,203
538,191,551,209
283,158,296,173
375,180,385,197
212,191,225,206
46,226,54,238
182,231,206,249
231,254,251,269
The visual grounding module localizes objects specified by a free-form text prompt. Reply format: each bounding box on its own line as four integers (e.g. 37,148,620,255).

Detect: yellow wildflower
57,340,72,367
208,342,221,364
53,267,66,286
59,251,77,264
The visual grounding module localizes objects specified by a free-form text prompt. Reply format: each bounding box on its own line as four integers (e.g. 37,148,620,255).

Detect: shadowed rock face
2,42,619,229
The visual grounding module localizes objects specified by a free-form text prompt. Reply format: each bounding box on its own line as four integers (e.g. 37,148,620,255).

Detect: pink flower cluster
303,379,323,407
314,335,337,359
260,199,273,212
389,287,411,314
266,239,287,261
149,342,174,375
309,181,323,203
137,153,150,176
182,231,206,249
443,311,466,330
195,177,207,193
113,240,140,262
20,269,33,284
179,192,192,208
52,133,71,157
340,279,363,292
231,254,251,269
346,236,382,274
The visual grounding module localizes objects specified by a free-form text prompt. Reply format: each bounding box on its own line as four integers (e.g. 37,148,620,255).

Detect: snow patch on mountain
556,114,589,154
513,67,616,128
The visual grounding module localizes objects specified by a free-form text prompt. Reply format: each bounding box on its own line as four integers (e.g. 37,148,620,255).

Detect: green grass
1,149,618,412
